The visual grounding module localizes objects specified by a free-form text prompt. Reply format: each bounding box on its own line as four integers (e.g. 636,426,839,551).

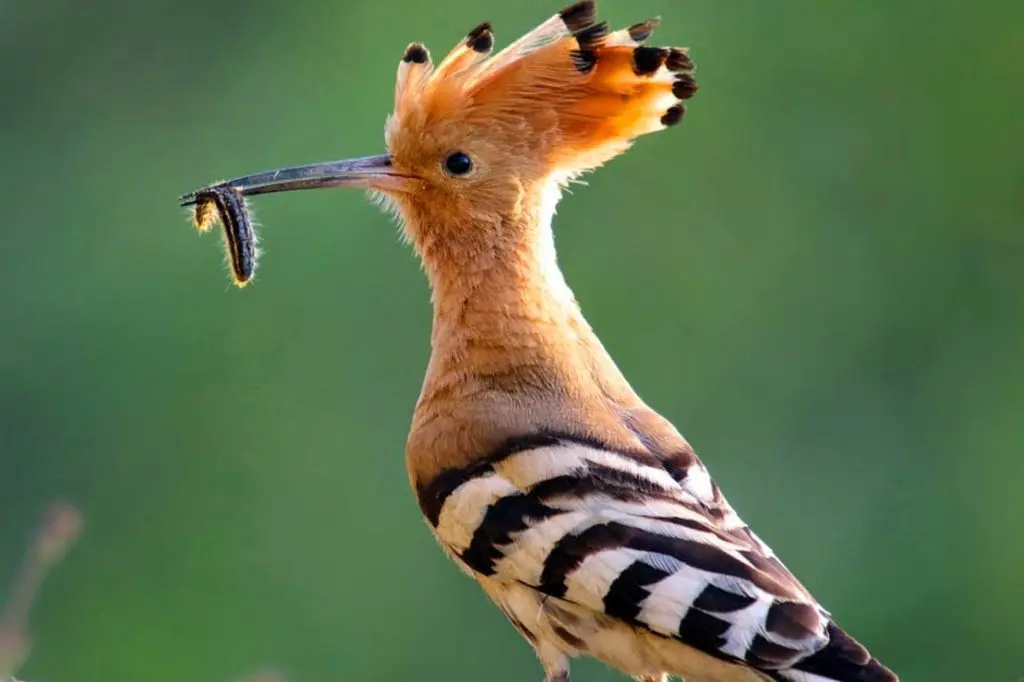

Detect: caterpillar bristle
190,185,258,287
192,196,217,233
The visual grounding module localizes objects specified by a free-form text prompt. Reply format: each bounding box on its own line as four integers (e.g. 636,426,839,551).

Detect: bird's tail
772,623,898,682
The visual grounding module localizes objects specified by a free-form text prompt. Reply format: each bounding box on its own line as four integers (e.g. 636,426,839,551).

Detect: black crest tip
666,48,694,72
627,18,660,43
570,49,598,74
402,43,429,64
632,46,667,76
661,104,685,127
672,73,698,100
559,1,597,33
466,22,494,53
574,21,609,50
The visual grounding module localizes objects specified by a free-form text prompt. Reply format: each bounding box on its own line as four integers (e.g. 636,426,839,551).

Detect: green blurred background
1,1,1021,680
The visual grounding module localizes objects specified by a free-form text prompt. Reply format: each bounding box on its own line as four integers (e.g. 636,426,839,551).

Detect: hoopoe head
185,2,695,282
383,1,696,237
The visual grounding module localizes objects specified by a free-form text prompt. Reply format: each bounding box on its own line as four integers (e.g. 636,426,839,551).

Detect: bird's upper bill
178,154,410,206
178,1,696,207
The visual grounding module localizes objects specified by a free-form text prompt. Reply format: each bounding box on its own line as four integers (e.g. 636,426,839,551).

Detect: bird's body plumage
392,5,898,682
405,174,895,682
180,3,898,680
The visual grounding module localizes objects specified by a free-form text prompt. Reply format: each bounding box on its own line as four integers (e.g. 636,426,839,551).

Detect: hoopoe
179,3,898,681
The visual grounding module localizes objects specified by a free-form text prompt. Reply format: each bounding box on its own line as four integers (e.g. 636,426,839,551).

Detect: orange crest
387,1,697,187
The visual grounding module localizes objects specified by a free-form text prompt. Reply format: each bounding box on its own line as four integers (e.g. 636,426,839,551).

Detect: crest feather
391,1,697,177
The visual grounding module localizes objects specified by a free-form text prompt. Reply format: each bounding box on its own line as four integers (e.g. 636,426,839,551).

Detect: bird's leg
539,645,570,682
545,669,569,682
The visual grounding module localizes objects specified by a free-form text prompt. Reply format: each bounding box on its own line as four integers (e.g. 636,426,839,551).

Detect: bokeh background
2,1,1021,680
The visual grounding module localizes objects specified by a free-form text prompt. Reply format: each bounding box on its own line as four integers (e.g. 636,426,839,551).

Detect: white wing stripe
635,564,709,635
436,472,518,552
492,510,592,585
423,435,832,671
575,445,681,491
718,597,770,659
564,548,646,611
496,445,589,488
495,441,682,494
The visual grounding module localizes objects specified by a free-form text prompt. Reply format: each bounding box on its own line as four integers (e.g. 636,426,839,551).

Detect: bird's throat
406,191,648,473
408,180,642,430
426,222,583,368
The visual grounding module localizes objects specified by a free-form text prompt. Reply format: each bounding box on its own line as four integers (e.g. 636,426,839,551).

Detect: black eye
444,151,473,176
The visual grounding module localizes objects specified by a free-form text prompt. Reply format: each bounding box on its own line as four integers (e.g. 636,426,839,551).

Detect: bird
179,3,899,681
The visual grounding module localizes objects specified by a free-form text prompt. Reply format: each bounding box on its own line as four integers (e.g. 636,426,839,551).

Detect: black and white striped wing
417,433,831,671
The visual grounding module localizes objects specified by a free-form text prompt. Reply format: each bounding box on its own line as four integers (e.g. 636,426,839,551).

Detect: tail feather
774,623,898,682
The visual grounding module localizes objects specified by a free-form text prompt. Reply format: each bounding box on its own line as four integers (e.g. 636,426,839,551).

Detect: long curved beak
178,153,412,206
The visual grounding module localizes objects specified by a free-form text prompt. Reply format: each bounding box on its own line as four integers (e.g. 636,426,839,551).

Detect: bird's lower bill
177,153,413,206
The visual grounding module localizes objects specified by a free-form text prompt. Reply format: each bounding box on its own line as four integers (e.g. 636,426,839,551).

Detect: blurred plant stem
0,503,82,677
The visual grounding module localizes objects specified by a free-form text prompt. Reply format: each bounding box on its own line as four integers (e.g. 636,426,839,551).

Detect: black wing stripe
492,431,658,468
420,431,665,528
417,461,494,527
488,433,564,463
454,439,726,579
420,435,843,677
539,522,628,597
621,526,784,595
765,601,825,641
747,634,804,668
692,584,758,613
676,608,732,660
603,559,670,623
460,491,563,575
539,520,786,601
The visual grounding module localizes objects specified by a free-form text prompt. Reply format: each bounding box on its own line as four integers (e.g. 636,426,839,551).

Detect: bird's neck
404,186,659,481
422,187,585,372
413,185,639,418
